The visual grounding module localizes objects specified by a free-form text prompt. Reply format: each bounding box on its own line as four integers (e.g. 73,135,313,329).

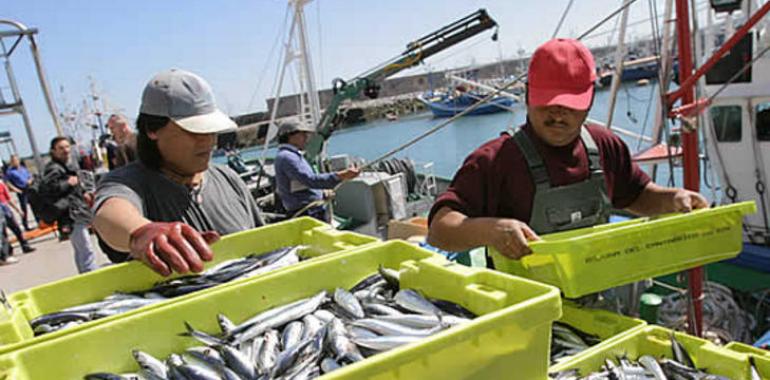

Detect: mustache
544,119,569,127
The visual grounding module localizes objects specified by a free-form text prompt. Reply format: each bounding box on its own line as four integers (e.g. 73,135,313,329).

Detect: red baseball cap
528,38,596,111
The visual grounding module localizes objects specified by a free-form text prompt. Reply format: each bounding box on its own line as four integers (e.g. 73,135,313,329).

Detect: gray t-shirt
95,162,264,237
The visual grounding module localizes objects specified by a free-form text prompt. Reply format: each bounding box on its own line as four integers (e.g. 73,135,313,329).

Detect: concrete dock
0,231,110,293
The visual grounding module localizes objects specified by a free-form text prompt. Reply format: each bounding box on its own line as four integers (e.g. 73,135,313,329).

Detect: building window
756,102,770,141
710,105,742,142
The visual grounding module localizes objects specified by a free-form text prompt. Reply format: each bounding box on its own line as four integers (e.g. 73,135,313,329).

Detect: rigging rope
552,0,575,39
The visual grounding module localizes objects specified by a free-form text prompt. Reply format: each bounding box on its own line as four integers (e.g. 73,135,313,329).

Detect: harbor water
232,82,718,200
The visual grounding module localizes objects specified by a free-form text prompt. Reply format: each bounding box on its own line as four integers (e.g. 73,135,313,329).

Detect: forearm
625,182,680,216
427,207,495,252
93,197,150,251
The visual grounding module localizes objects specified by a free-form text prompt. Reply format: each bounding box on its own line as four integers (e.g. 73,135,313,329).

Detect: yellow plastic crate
552,301,646,367
0,240,562,380
550,325,764,378
725,341,770,360
0,217,376,352
491,202,756,298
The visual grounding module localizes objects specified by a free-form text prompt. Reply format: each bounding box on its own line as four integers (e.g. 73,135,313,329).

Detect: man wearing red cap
427,38,707,260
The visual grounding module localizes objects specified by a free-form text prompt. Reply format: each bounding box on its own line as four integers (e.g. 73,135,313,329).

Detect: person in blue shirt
274,122,359,221
5,155,34,231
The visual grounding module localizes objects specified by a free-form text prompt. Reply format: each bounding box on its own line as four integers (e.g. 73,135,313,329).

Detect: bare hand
489,219,541,260
67,176,79,186
323,189,336,200
336,166,360,181
672,189,709,212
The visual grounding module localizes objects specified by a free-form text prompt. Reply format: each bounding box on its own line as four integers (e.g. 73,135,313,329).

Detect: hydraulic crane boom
305,9,497,165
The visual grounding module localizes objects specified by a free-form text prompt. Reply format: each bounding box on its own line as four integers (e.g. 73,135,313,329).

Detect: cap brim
529,85,594,111
174,109,237,134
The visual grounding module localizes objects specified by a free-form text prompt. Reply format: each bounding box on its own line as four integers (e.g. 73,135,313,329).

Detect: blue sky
3,0,667,156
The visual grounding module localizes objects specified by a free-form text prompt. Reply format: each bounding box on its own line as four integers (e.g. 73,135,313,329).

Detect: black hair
50,136,70,151
136,113,170,170
278,133,291,144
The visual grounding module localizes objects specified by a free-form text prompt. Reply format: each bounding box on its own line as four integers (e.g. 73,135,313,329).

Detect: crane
304,9,498,166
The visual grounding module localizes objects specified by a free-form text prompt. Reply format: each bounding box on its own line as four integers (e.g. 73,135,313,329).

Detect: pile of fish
550,334,764,380
31,246,302,336
550,322,601,365
84,266,474,380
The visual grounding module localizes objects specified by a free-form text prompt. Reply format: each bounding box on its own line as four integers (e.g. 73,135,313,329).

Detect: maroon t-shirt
429,122,651,224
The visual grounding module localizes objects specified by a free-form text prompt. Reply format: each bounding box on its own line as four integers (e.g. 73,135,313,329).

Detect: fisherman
106,113,138,169
427,38,708,260
93,69,265,276
273,121,360,221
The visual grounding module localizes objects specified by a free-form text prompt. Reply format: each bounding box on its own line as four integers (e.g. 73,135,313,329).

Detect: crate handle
465,283,508,304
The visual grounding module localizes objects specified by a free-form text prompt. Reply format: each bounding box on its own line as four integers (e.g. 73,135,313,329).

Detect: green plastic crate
552,301,646,367
0,240,562,380
491,202,756,298
0,217,376,352
550,325,763,378
725,341,770,360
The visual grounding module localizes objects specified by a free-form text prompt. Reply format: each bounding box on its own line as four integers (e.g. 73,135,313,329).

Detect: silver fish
131,350,167,380
185,346,226,369
376,314,467,329
333,288,365,319
313,310,335,323
351,335,422,351
217,313,236,336
256,329,280,375
320,357,341,374
182,321,224,346
218,344,257,379
394,289,443,316
363,303,403,317
327,318,364,363
348,326,380,340
232,291,327,344
300,315,325,341
282,321,304,350
351,318,445,337
638,355,667,380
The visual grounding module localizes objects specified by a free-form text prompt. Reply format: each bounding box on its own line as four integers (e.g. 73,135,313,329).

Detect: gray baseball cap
139,69,236,134
277,121,315,138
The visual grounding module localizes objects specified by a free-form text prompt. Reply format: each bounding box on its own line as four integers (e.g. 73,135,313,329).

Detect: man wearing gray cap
93,69,264,276
274,121,359,221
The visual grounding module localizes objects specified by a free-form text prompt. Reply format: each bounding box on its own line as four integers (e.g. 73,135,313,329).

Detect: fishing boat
418,91,515,117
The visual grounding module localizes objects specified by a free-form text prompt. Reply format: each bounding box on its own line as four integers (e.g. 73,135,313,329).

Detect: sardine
351,335,422,351
218,344,256,379
333,288,365,319
393,289,443,316
256,329,280,375
327,318,364,363
281,321,304,350
132,350,168,380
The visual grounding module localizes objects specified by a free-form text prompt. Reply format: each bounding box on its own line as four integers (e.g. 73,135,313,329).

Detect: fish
131,350,167,380
231,291,327,344
35,246,302,336
327,318,365,363
393,289,443,316
333,288,365,319
351,335,422,351
320,357,341,374
86,267,472,379
218,344,257,379
282,321,304,350
256,329,280,375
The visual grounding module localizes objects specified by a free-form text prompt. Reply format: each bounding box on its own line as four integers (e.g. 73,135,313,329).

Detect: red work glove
129,222,220,276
